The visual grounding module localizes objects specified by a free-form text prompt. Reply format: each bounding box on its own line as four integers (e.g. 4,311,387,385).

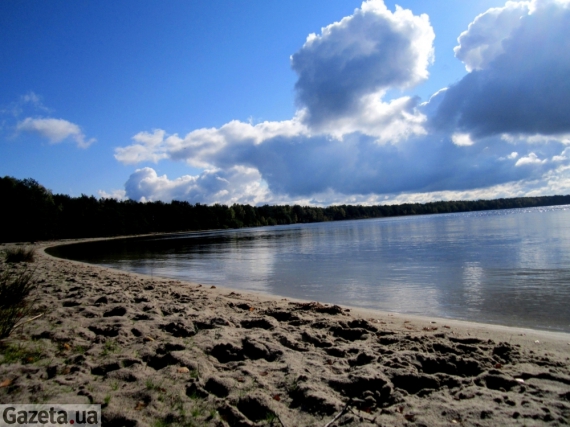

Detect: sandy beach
1,240,569,426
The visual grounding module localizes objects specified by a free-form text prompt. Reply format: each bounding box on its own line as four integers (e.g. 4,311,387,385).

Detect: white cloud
433,0,570,140
116,116,308,168
451,133,474,147
114,129,176,164
316,95,428,143
97,189,127,200
515,152,547,166
17,117,95,148
551,147,570,162
454,1,531,72
291,0,434,130
502,133,570,145
124,166,271,205
175,164,569,207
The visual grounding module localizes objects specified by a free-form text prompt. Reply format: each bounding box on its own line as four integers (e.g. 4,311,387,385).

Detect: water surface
49,205,570,332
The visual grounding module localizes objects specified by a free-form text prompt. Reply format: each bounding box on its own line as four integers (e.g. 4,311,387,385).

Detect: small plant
0,269,38,339
101,339,119,357
103,395,111,406
187,390,201,400
190,406,203,418
0,342,44,365
265,411,277,424
146,379,166,393
285,376,299,393
5,247,35,263
146,379,159,391
110,381,119,391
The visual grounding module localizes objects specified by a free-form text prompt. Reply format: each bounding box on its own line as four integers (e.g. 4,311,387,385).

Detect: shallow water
50,205,570,332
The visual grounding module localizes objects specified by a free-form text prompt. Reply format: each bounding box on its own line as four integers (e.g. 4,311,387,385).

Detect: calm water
49,206,570,332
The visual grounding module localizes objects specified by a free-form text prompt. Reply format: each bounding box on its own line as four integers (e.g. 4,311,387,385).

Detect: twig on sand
12,313,44,331
323,402,351,427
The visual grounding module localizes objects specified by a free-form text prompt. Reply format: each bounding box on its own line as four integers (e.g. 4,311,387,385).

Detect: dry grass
5,247,36,263
0,268,38,339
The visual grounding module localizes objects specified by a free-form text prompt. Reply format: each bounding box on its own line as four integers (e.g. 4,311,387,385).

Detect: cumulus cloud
117,126,554,200
515,152,547,166
451,133,474,147
291,0,433,132
124,166,271,205
432,0,570,139
454,2,531,72
315,95,428,143
122,160,570,208
114,0,570,205
115,129,175,164
115,117,308,168
17,117,95,148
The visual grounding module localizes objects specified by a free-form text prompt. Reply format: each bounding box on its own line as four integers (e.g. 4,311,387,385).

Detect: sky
2,0,570,206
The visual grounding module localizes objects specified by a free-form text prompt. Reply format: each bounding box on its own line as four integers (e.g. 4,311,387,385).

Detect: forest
2,175,570,243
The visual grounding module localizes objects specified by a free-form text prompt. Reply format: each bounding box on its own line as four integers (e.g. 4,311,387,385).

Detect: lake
48,205,570,332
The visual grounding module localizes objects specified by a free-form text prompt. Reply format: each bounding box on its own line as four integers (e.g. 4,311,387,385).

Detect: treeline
2,175,570,243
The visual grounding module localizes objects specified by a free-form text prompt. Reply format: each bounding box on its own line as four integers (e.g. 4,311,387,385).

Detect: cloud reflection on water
78,206,570,332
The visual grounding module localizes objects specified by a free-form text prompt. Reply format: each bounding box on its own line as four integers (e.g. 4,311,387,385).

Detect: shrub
5,247,35,263
0,269,38,339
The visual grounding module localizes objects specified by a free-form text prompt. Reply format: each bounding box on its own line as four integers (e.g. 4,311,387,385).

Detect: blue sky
2,0,570,205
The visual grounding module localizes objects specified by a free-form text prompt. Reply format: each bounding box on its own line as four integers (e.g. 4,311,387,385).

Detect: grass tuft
5,247,35,263
265,411,277,424
0,268,38,339
0,342,45,365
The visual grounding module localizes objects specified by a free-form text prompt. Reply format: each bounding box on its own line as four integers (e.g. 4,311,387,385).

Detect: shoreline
44,237,570,339
1,240,569,426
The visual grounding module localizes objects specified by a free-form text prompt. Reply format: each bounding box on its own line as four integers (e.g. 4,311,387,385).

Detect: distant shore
0,239,569,426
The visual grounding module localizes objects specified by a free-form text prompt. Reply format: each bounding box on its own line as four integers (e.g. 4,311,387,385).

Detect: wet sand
0,240,569,426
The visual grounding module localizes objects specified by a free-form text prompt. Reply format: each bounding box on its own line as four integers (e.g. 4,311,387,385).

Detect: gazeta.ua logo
0,405,101,427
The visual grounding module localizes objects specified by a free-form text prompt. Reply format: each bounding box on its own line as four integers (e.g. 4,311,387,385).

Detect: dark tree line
2,175,570,243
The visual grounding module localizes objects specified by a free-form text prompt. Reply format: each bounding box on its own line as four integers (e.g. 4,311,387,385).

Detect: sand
0,240,569,426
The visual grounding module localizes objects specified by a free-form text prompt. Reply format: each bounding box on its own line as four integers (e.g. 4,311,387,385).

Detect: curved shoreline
1,239,568,426
42,237,570,340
